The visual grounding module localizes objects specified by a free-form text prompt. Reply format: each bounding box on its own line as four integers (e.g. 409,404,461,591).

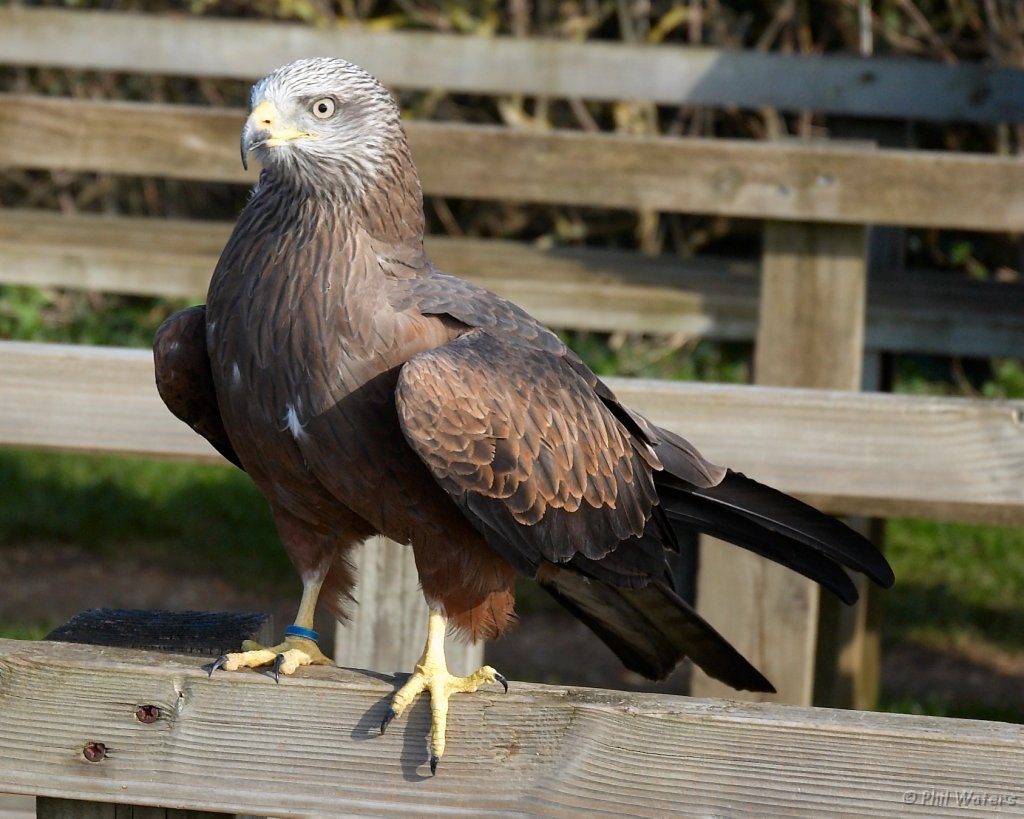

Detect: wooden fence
1,632,1023,818
0,4,1022,723
3,6,1022,121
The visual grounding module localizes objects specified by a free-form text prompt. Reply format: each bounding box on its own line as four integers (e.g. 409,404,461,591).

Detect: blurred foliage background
1,0,1023,718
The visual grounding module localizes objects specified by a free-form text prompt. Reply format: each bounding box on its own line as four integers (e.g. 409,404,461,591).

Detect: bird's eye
311,98,337,119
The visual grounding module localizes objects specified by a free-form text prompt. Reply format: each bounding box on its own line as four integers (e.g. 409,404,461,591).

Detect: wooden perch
0,637,1022,817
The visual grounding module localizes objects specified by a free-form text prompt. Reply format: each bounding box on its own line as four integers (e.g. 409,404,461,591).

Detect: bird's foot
381,657,507,774
208,627,332,681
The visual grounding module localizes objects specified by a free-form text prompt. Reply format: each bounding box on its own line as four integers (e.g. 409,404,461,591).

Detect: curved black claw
207,654,230,677
380,707,397,735
430,755,440,776
272,653,286,684
495,671,509,693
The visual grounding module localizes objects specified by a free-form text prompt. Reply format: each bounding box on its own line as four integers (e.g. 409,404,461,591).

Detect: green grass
881,517,1024,724
0,448,290,589
563,330,751,383
884,518,1024,654
0,624,51,641
0,284,182,348
880,696,1024,724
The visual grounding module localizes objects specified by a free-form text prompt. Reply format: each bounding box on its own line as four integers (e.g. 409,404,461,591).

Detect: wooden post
808,121,905,710
334,537,484,677
813,210,902,709
692,220,868,704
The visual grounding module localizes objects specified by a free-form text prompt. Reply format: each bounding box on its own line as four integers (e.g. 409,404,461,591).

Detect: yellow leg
209,570,332,679
381,607,507,774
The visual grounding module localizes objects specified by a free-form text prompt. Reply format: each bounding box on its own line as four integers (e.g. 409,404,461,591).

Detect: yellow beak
240,101,317,169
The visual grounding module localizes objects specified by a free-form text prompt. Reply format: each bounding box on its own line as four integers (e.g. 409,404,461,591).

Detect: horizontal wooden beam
1,7,1022,123
0,209,743,339
0,638,1021,817
3,96,1023,231
2,340,1022,524
620,377,1024,525
0,341,224,465
3,209,1023,358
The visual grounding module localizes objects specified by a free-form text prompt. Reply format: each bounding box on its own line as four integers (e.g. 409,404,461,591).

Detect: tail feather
528,425,894,689
660,484,861,604
539,568,775,692
660,470,894,593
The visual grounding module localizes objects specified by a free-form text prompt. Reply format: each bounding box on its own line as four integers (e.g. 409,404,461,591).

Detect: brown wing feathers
396,315,892,688
153,305,242,470
397,331,660,569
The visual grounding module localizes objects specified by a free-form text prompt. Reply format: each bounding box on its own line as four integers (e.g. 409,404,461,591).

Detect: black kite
154,57,894,774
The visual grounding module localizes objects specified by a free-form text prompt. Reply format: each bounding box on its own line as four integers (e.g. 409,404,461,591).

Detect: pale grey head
240,57,407,200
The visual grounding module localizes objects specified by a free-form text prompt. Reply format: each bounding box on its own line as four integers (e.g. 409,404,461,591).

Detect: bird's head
241,57,408,200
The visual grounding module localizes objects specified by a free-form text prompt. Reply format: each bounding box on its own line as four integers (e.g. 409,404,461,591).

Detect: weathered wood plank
1,638,1022,818
1,7,1022,123
3,209,1024,358
0,342,223,464
608,377,1024,525
3,96,1024,231
39,611,260,819
0,209,745,339
2,341,1023,524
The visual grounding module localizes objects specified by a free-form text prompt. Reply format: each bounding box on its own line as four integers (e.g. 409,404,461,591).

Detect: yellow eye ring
311,97,336,119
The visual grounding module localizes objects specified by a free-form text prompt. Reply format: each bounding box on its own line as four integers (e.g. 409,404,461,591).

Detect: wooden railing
3,206,1023,358
3,341,1022,525
3,95,1023,229
2,5,1022,121
1,633,1023,818
1,6,1022,712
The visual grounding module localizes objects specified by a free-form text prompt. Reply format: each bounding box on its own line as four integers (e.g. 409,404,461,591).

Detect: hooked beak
240,101,317,170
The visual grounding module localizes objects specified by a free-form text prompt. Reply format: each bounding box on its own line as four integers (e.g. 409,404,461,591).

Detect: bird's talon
208,654,230,677
430,755,440,775
272,653,285,683
380,707,396,735
495,671,509,693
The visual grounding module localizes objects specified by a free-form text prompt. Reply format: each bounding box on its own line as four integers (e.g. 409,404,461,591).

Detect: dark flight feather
661,470,895,591
538,566,774,691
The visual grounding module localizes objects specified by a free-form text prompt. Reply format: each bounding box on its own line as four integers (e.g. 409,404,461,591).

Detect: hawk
154,57,893,773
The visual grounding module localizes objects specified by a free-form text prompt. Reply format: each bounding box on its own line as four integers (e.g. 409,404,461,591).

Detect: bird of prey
154,57,894,773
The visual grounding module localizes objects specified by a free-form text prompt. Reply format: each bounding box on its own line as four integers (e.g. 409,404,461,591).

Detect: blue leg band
284,625,320,643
